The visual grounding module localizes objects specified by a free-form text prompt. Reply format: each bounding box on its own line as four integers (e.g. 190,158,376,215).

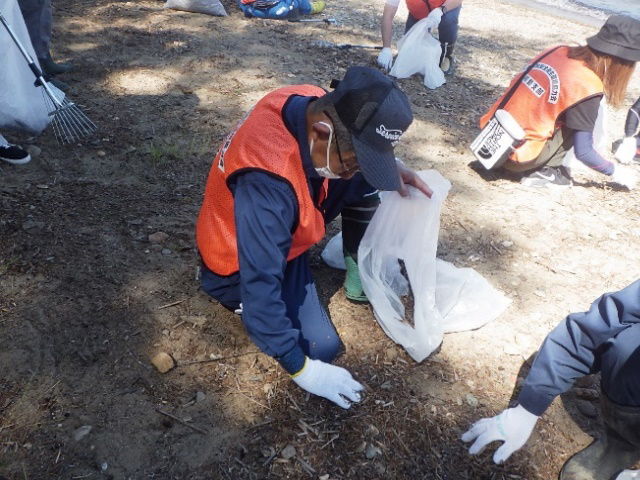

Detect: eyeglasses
324,111,359,174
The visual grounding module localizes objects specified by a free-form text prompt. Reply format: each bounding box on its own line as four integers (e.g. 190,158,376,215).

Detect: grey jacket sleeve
517,279,640,416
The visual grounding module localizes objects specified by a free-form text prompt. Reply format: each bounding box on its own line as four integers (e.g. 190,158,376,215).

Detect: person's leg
0,133,31,165
281,253,342,362
17,0,50,61
405,12,418,34
560,325,640,480
437,6,461,75
323,174,379,302
505,127,574,173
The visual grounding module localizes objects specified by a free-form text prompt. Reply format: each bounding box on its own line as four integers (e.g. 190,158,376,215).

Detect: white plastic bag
435,260,510,333
357,170,510,361
358,170,450,361
164,0,227,16
389,16,445,90
0,1,52,135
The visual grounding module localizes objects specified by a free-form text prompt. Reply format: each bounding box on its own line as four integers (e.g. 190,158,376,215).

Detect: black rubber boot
439,42,456,76
39,51,75,76
559,392,640,480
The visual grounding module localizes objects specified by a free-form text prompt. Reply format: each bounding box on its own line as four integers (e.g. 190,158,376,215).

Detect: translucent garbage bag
0,1,52,134
358,170,451,362
357,170,510,361
389,16,445,90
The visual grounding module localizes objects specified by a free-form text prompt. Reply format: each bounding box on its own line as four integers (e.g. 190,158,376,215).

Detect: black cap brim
587,35,640,62
352,134,401,191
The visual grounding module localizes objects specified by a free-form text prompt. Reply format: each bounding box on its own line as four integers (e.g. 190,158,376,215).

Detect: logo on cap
375,125,403,146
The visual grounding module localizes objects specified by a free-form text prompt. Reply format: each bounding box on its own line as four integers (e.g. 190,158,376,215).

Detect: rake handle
0,9,63,108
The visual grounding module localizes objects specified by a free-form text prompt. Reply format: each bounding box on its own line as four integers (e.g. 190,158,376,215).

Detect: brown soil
1,0,639,479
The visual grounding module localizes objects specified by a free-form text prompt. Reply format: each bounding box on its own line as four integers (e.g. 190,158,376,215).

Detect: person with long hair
477,15,640,188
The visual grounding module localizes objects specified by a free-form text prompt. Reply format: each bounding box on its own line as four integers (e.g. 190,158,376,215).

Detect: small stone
366,424,380,436
195,391,206,403
385,347,398,361
280,445,296,460
149,232,169,244
465,394,479,407
161,249,172,256
355,441,367,453
514,333,530,348
503,344,521,356
73,425,92,442
501,240,513,248
364,443,381,459
22,220,45,234
577,399,598,418
151,352,175,373
97,150,106,157
456,397,463,406
26,145,42,158
129,219,143,226
263,383,273,394
261,446,275,458
319,475,329,480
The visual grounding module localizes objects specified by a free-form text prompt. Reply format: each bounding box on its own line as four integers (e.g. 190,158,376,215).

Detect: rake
0,10,97,145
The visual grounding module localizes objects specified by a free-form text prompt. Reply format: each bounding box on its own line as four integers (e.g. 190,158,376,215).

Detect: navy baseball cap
326,66,413,191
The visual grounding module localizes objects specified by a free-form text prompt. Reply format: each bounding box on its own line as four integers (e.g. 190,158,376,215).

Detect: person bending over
196,66,432,409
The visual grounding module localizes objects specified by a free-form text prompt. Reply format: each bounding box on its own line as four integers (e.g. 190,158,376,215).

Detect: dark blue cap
327,66,413,191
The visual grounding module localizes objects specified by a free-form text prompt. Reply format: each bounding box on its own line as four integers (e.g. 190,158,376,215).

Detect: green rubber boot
344,255,368,303
559,393,640,480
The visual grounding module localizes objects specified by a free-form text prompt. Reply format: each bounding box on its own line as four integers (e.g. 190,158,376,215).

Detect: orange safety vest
196,85,328,276
480,46,604,164
405,0,445,21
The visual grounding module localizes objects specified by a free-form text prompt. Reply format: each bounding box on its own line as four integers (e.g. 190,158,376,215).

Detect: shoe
49,77,69,92
559,392,640,480
0,145,31,165
521,165,572,188
309,0,325,14
344,256,368,303
439,42,456,76
39,51,75,76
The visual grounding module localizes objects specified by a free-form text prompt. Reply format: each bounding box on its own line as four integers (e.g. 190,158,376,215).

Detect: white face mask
310,121,341,179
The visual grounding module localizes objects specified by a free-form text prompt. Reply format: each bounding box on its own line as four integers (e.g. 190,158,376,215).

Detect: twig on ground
158,300,183,309
155,408,207,435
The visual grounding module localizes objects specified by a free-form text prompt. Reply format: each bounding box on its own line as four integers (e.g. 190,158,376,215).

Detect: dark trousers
17,0,52,60
600,323,640,407
405,5,461,44
504,126,574,173
201,173,377,362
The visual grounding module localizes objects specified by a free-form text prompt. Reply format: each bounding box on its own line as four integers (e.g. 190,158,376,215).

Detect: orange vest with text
405,0,445,21
196,85,328,276
480,46,604,164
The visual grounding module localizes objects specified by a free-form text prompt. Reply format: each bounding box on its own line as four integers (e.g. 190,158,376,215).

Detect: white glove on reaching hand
291,357,364,409
461,405,539,464
615,137,637,164
377,47,393,71
616,470,640,480
612,164,638,190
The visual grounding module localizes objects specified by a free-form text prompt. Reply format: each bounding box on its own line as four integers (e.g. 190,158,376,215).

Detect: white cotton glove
612,164,638,190
615,137,637,164
377,47,393,71
461,405,539,464
427,6,443,23
291,357,364,409
616,470,640,480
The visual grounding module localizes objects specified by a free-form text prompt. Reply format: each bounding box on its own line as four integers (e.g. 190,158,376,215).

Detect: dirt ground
1,0,640,478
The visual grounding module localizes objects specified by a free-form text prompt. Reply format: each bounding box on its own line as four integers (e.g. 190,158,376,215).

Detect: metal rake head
42,84,97,145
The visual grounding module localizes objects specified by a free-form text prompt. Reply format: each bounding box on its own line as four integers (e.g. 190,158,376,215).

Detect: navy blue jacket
518,279,640,416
